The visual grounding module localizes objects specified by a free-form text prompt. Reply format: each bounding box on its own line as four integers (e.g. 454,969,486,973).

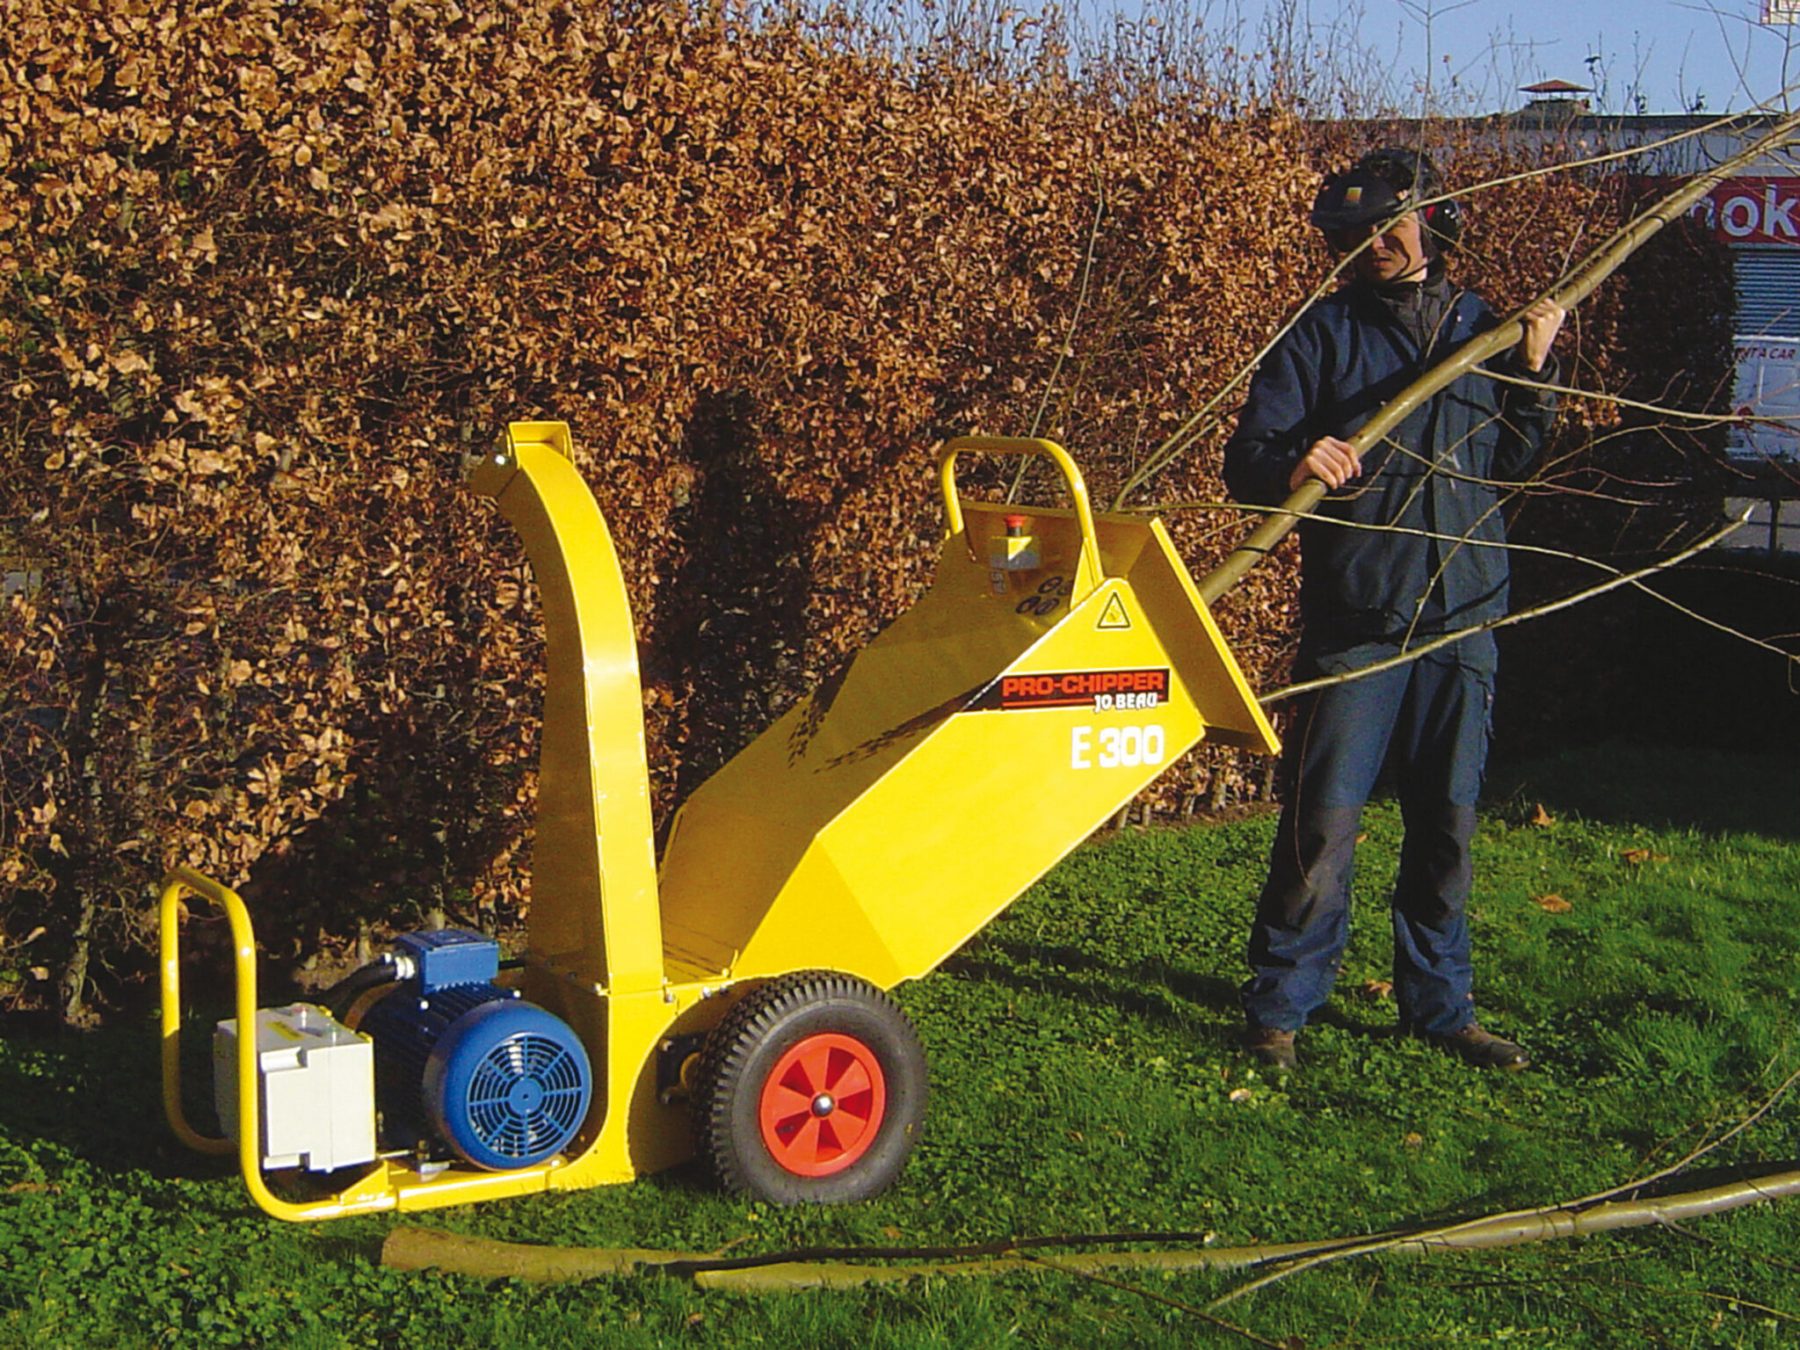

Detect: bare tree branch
1264,508,1761,705
1209,1057,1800,1310
1108,99,1799,514
1192,105,1800,606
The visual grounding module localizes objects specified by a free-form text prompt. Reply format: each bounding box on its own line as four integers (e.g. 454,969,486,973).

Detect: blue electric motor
353,930,593,1171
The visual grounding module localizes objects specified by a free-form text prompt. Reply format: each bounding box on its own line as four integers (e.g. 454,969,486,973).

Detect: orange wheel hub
757,1032,887,1177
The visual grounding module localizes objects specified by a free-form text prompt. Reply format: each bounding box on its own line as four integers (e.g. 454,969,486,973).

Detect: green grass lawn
5,744,1800,1347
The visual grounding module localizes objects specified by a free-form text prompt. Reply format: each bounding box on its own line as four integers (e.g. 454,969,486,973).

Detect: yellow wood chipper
159,423,1278,1219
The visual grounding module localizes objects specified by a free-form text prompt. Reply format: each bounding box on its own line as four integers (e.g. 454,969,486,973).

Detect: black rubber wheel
694,970,927,1204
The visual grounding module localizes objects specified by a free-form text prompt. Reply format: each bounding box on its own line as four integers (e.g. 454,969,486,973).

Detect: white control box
214,1003,377,1172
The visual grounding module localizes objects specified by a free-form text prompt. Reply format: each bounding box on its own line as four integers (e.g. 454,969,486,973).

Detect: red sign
1691,177,1800,246
984,667,1171,711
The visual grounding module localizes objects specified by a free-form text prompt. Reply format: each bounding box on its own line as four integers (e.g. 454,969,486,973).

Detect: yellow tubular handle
939,435,1106,583
160,867,249,1156
159,866,394,1222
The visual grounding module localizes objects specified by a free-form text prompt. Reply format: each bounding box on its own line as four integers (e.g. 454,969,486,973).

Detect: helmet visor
1310,168,1409,236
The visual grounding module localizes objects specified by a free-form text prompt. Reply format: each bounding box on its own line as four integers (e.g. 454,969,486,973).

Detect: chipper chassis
160,424,1278,1219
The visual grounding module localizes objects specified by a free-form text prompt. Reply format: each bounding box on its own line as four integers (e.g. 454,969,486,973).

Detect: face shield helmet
1310,148,1463,255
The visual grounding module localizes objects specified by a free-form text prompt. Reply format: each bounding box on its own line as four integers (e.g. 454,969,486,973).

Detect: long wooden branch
380,1065,1800,1297
1194,106,1800,607
378,1165,1800,1294
383,1067,1800,1295
1106,106,1782,515
1208,1058,1800,1309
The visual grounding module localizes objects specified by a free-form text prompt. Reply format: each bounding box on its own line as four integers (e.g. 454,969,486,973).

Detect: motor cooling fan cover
421,999,594,1170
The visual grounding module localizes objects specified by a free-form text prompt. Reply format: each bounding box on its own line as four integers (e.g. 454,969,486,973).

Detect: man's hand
1289,435,1362,493
1515,297,1566,373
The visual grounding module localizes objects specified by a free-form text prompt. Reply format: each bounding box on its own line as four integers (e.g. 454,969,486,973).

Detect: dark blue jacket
1223,280,1556,667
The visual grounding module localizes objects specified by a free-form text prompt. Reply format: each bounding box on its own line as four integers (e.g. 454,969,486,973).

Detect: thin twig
1023,1253,1293,1349
1151,490,1800,668
1009,177,1108,503
1263,508,1760,705
1658,1218,1800,1276
1608,1277,1800,1325
1481,366,1782,429
1626,575,1800,674
1592,1060,1800,1205
1208,1058,1800,1311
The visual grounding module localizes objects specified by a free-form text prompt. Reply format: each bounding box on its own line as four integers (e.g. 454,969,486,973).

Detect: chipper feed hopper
160,423,1278,1219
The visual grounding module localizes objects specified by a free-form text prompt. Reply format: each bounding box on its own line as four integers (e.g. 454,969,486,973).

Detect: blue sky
1170,1,1799,114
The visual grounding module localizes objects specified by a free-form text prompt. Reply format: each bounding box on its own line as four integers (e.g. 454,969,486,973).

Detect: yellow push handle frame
160,866,249,1158
159,866,397,1221
938,435,1106,587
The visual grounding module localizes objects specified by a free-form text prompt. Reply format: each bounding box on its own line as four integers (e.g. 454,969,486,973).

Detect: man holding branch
1224,147,1565,1074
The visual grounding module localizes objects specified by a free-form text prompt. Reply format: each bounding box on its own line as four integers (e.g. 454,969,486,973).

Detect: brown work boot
1243,1025,1298,1072
1424,1023,1530,1071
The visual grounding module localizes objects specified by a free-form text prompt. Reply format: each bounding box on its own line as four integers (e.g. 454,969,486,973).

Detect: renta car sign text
1692,177,1800,246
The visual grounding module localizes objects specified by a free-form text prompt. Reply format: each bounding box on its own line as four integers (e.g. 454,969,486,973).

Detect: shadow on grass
942,938,1399,1047
942,943,1235,1032
1489,744,1800,842
0,1013,235,1182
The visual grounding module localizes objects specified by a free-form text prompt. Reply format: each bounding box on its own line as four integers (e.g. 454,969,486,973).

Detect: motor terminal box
214,1003,377,1172
393,928,500,993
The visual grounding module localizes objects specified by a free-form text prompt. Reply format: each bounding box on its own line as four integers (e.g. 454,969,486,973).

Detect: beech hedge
0,1,1727,1016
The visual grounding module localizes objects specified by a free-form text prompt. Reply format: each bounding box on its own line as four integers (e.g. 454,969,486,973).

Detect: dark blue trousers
1241,653,1493,1037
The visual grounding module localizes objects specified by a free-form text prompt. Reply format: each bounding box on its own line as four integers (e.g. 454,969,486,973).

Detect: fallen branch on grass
379,1162,1800,1294
1207,1058,1800,1308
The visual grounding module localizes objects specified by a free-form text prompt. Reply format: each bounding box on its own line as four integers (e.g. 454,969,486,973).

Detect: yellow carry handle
939,435,1105,588
159,866,255,1157
159,866,393,1221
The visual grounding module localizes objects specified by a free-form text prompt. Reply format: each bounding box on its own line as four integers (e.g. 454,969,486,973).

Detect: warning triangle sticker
1096,593,1132,630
